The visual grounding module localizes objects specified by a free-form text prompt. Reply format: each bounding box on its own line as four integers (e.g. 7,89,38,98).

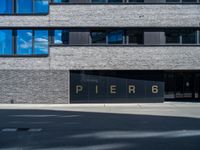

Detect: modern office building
0,0,199,103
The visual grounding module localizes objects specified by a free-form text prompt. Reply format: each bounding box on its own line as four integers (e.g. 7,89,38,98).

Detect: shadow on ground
0,109,200,150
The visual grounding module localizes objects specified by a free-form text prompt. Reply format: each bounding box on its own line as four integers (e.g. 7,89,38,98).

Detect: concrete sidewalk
0,102,200,118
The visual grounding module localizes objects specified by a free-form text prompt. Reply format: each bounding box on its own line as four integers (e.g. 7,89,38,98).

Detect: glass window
128,30,143,44
34,30,48,55
35,0,49,14
165,30,180,44
92,0,106,2
108,30,124,44
17,30,33,55
16,0,33,14
0,30,13,55
54,30,69,44
182,30,197,44
0,0,12,14
108,0,123,2
182,0,197,3
166,0,180,2
128,0,144,2
53,0,69,3
91,31,106,44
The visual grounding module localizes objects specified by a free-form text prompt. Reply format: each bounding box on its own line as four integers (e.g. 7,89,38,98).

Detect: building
0,0,200,103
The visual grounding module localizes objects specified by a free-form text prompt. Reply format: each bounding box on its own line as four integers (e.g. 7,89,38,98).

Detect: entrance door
175,73,194,99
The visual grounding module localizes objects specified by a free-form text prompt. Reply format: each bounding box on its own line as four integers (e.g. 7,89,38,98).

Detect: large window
16,0,33,14
0,0,12,14
17,30,33,55
34,30,49,54
0,29,48,56
0,0,49,15
166,29,197,44
127,30,143,44
0,30,13,55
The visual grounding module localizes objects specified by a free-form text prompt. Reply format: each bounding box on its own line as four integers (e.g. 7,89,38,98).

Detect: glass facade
0,0,49,15
0,0,12,14
0,30,13,55
34,30,49,55
0,29,48,56
17,30,33,55
54,30,69,44
17,0,33,14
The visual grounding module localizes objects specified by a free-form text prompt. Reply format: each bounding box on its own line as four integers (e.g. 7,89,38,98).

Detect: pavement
0,102,200,150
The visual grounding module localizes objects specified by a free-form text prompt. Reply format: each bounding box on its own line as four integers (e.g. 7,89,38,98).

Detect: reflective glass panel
108,30,124,44
16,0,33,14
0,30,13,55
17,30,33,55
0,0,12,14
54,30,69,44
91,31,106,44
34,30,48,55
35,0,49,14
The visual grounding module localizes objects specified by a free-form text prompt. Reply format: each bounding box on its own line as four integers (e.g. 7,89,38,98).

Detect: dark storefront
70,70,200,103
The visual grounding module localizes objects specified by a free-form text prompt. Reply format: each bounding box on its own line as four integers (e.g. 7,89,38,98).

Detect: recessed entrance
165,71,200,101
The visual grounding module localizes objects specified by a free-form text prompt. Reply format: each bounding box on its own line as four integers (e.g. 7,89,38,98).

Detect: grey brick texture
0,70,69,104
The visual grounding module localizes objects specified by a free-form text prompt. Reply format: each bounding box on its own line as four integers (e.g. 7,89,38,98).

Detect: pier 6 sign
70,71,164,103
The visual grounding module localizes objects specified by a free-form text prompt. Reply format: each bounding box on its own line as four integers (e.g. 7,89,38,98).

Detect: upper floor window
0,0,49,15
53,30,69,44
0,30,13,55
0,29,48,56
0,0,13,14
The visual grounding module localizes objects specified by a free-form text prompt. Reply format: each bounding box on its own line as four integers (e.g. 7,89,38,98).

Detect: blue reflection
54,30,69,44
0,0,12,14
108,30,124,44
17,30,33,55
34,30,48,55
35,0,49,14
16,0,33,14
0,30,13,55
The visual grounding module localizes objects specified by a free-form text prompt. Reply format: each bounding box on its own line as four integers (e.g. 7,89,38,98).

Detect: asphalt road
0,102,200,150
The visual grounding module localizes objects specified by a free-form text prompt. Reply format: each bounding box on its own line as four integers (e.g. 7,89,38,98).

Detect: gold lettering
110,85,117,94
95,85,98,94
76,85,83,94
128,85,136,94
152,85,159,94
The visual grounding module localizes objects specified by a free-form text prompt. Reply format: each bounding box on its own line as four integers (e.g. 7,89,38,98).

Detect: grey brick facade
0,3,199,103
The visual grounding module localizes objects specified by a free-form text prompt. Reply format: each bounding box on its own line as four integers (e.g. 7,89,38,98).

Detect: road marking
28,128,42,132
2,128,17,132
1,128,42,132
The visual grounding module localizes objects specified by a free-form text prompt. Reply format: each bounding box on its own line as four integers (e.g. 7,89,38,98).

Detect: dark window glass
182,30,197,44
128,30,143,44
165,30,180,44
17,30,33,55
34,30,48,55
16,0,33,14
54,30,69,44
129,0,144,2
92,0,106,2
182,0,197,2
166,0,180,2
108,0,123,2
108,30,124,44
53,0,69,3
0,30,13,55
91,31,107,44
0,0,12,14
35,0,49,14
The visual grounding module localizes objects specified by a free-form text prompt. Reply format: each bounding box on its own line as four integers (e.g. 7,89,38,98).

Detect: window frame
0,29,49,57
0,0,49,15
